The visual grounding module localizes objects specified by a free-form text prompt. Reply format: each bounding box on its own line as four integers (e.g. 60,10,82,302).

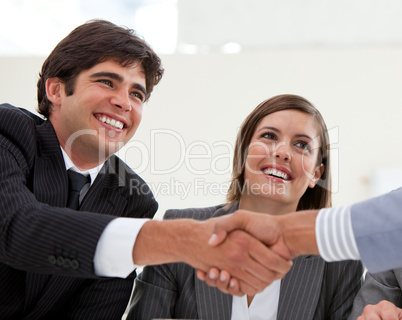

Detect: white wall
2,46,402,218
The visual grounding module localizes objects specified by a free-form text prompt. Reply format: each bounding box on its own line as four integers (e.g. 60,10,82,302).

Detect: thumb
208,230,228,246
208,213,245,246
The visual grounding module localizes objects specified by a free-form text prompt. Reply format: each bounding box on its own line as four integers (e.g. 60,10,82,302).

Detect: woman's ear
45,77,63,106
309,163,324,188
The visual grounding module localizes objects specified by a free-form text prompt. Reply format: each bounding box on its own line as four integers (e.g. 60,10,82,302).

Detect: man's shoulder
0,104,44,135
0,103,43,123
164,204,225,221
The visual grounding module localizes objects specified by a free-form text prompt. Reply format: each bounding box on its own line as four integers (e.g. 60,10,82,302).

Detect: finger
202,270,225,292
237,279,260,296
226,278,243,296
227,233,291,290
207,270,232,294
248,235,293,278
217,270,231,289
196,269,206,281
199,269,244,296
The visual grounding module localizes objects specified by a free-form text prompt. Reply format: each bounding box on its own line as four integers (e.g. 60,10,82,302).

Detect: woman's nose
272,142,291,162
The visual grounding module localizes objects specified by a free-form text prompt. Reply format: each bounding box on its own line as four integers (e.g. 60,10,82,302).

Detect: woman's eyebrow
257,126,280,133
257,126,313,140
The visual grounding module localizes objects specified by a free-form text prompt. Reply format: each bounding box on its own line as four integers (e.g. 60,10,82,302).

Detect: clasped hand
195,210,294,296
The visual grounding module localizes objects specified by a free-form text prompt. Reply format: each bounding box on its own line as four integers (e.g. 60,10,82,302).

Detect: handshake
194,209,321,296
133,209,321,296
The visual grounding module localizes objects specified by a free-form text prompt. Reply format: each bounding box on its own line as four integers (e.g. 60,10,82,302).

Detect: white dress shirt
231,279,280,320
61,148,148,277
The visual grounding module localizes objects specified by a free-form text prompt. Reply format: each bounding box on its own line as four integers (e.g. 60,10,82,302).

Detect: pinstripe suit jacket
0,104,158,319
129,205,363,320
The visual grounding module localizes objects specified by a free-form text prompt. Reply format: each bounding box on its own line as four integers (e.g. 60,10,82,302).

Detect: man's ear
308,163,324,188
45,77,63,106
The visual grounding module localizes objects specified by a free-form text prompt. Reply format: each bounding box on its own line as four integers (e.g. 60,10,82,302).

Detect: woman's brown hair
226,94,331,210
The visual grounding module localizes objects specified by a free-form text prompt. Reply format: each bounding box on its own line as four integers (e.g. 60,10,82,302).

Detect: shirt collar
60,147,104,186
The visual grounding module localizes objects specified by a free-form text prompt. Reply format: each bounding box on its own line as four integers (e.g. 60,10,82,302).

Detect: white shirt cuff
94,217,150,278
316,206,360,261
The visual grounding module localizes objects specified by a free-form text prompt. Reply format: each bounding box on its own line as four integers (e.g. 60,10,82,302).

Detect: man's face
48,60,146,169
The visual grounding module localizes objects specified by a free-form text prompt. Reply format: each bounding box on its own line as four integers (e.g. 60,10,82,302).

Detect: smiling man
0,20,291,319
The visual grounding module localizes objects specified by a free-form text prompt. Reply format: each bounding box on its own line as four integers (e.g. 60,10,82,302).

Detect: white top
231,279,281,320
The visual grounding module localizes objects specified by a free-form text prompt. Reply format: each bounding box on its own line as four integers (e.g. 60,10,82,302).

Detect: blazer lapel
26,121,68,310
277,255,325,319
33,121,68,207
79,161,128,215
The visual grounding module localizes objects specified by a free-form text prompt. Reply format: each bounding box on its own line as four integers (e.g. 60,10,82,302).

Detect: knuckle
363,304,374,313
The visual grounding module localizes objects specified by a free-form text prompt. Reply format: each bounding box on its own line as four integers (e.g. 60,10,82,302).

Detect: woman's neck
238,195,297,216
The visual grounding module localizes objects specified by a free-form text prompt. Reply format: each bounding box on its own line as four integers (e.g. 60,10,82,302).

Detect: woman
128,94,363,320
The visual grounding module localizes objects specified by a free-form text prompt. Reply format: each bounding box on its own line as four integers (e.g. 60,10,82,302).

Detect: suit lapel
26,121,68,311
278,255,325,319
33,121,68,207
79,163,128,215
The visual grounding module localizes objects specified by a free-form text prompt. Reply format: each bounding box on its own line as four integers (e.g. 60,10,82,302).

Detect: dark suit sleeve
347,269,402,320
0,140,113,277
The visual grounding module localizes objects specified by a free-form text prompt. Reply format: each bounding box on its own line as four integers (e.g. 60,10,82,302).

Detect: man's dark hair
37,19,164,118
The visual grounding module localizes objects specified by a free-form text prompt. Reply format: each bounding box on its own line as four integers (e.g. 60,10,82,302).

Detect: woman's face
242,109,324,211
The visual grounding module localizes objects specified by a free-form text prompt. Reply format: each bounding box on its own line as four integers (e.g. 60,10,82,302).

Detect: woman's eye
261,132,277,140
295,141,311,151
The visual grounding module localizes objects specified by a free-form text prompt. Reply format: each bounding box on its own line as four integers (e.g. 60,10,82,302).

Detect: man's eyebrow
90,72,147,97
90,72,123,82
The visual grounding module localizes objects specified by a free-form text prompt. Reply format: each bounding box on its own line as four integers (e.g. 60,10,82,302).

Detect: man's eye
131,91,145,102
99,79,112,86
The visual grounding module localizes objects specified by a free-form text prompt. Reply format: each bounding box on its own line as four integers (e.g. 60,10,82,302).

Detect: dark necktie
67,169,91,209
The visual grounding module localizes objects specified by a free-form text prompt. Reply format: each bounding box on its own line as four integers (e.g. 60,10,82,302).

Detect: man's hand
197,209,320,295
208,210,294,260
132,216,292,296
357,300,402,320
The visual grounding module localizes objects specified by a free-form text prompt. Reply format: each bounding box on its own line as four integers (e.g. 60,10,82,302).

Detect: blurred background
1,0,402,218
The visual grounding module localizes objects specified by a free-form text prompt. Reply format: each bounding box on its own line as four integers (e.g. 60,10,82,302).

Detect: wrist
132,218,208,266
278,210,320,257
